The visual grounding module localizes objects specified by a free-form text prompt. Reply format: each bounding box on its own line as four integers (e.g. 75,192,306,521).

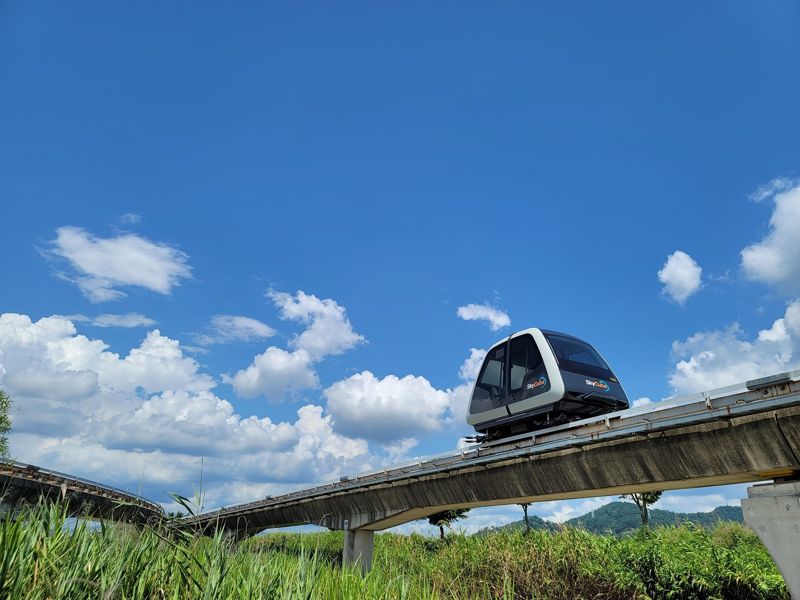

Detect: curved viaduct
0,460,163,523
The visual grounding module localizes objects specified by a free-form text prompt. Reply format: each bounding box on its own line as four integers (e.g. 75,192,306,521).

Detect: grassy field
0,501,788,599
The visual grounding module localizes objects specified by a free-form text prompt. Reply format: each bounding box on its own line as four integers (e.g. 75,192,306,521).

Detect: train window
545,333,613,380
508,335,549,403
470,344,506,413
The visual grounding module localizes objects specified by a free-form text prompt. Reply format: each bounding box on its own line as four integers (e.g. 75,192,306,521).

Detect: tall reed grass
0,500,788,599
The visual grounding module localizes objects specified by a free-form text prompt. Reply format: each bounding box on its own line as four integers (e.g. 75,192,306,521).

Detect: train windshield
470,344,506,413
544,333,613,380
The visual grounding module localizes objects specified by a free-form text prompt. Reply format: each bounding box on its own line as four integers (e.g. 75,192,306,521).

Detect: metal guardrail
0,460,163,515
188,370,800,523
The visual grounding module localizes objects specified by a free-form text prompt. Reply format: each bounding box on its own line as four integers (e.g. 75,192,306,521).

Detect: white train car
467,328,629,439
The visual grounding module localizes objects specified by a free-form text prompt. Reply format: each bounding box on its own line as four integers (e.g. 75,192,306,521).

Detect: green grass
0,501,788,599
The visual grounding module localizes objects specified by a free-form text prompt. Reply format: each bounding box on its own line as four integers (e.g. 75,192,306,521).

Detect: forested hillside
483,501,744,536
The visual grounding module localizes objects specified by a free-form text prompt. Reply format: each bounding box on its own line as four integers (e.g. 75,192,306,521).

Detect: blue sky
2,1,800,530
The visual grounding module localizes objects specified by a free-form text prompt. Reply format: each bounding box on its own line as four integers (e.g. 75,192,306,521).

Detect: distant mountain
480,502,743,536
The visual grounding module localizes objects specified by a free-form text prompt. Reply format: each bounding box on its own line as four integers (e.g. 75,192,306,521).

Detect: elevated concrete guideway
0,460,163,523
185,371,800,593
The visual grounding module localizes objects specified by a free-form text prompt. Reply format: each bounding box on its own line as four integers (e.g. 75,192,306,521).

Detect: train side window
544,333,613,380
470,344,506,413
508,335,548,403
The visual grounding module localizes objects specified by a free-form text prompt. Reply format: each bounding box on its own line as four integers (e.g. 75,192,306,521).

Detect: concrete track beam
742,481,800,599
342,529,374,574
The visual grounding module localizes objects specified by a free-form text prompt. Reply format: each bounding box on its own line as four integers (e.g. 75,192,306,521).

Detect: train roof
487,328,593,350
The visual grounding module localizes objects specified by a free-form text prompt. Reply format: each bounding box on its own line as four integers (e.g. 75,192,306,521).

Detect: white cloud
540,497,614,523
459,348,487,382
224,347,318,400
196,315,276,346
119,213,142,225
0,313,372,508
47,226,191,302
428,505,522,535
447,348,490,427
456,303,510,331
323,345,482,444
652,493,732,514
98,330,215,394
657,250,703,304
324,371,452,442
632,397,652,408
224,291,364,401
668,300,800,394
382,437,419,460
268,290,364,360
757,318,787,343
748,177,796,202
741,182,800,294
85,313,156,328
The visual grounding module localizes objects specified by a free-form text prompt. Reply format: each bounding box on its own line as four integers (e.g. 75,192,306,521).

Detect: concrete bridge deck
186,372,800,534
0,460,163,523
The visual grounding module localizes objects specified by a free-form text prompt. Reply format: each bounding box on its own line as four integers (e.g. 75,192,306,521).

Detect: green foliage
426,509,470,540
0,500,788,599
622,491,664,527
0,388,11,458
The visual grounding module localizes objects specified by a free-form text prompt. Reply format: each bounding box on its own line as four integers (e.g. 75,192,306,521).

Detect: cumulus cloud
741,181,800,294
267,290,364,360
47,226,191,302
324,371,453,442
225,291,364,400
196,315,276,346
456,303,510,331
224,347,319,400
324,346,482,443
0,313,372,508
632,397,652,408
668,300,800,394
459,348,487,382
657,251,703,304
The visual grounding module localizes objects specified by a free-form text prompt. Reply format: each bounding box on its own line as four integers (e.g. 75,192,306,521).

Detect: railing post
742,481,800,599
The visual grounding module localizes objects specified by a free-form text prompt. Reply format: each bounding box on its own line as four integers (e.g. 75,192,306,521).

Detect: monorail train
467,328,628,439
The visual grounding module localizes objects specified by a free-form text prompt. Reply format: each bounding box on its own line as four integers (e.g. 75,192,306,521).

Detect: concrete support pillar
742,481,800,599
224,528,251,545
342,529,374,574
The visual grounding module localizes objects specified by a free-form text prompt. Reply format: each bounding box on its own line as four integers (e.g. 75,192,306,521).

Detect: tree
427,509,470,540
520,503,532,534
621,492,662,528
0,389,11,458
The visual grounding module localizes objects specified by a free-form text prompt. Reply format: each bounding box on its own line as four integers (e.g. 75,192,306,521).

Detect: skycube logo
526,376,547,390
585,379,610,392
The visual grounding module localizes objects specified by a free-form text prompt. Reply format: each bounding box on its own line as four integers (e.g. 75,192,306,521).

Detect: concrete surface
742,480,800,600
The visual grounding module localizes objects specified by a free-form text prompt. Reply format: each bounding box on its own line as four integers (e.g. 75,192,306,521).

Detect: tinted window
508,334,549,403
545,334,613,379
470,344,506,413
